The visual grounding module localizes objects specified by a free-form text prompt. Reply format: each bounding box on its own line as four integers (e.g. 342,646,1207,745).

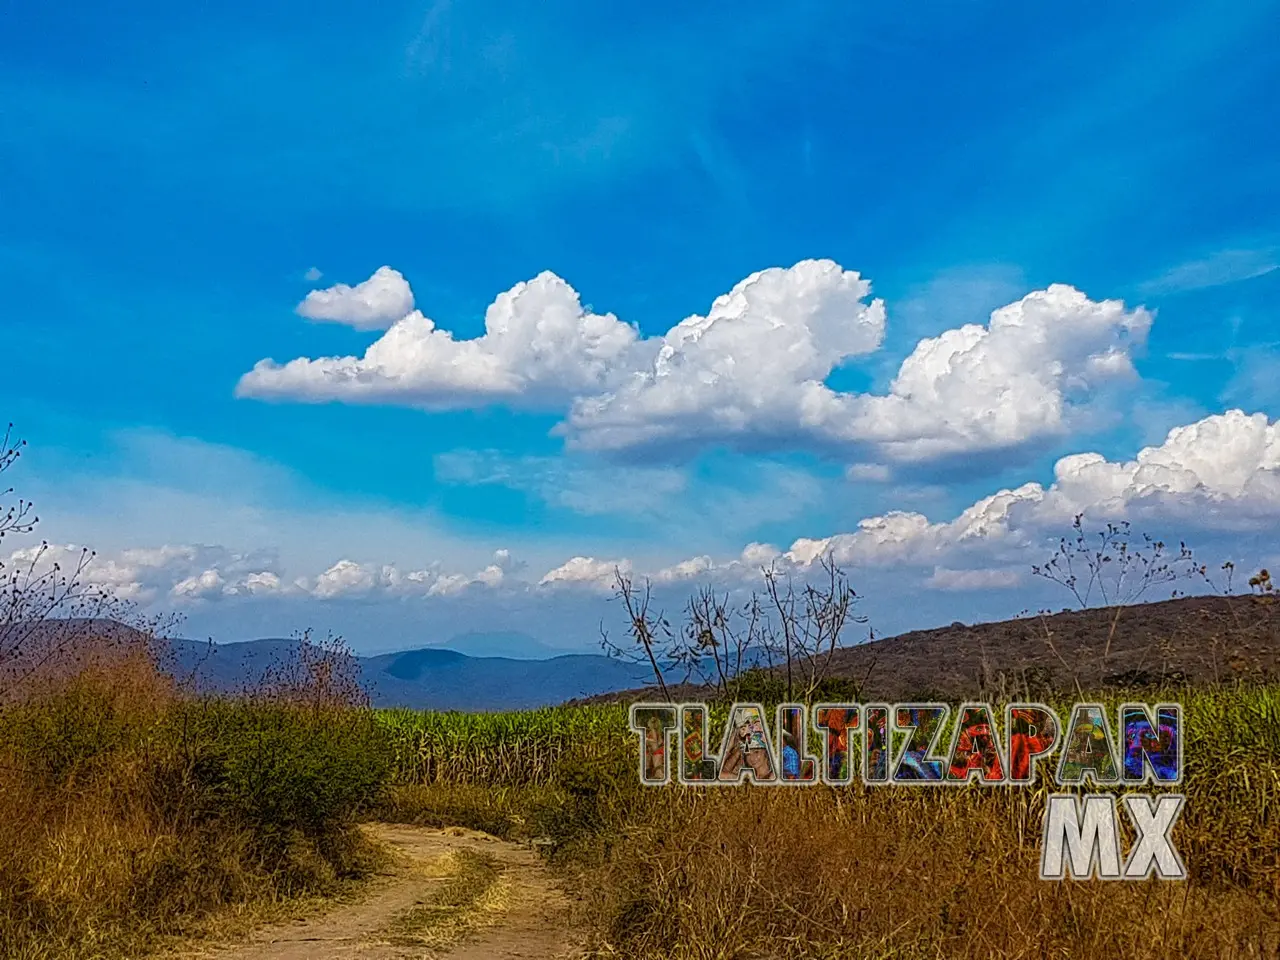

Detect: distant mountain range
11,620,768,711
163,631,656,711
153,596,1280,711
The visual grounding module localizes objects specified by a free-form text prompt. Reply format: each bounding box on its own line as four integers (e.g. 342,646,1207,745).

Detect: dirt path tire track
170,824,583,960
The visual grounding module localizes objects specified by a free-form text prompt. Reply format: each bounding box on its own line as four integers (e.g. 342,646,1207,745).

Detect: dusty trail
171,824,582,960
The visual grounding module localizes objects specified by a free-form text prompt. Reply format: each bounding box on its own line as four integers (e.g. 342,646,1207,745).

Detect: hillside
574,594,1280,704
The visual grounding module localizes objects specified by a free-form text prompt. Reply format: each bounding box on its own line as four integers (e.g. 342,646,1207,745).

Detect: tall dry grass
576,784,1277,960
0,627,392,960
565,688,1280,959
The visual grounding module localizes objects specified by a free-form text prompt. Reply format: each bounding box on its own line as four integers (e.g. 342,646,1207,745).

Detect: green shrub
167,700,393,854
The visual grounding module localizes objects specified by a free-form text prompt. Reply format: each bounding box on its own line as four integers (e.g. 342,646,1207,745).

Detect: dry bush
1029,515,1202,691
249,628,371,709
0,651,238,958
601,568,677,699
759,555,868,702
602,555,870,703
0,632,390,959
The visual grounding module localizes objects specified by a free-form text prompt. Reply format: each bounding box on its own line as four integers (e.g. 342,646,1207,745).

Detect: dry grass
380,781,569,841
382,849,508,949
578,785,1279,960
387,683,1280,959
0,633,391,960
557,686,1280,959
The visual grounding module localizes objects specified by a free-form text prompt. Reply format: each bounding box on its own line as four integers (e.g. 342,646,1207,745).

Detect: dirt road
172,824,582,960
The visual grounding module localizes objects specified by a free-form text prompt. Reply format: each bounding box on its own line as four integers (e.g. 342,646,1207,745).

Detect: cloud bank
238,261,1153,467
15,410,1278,611
538,408,1280,593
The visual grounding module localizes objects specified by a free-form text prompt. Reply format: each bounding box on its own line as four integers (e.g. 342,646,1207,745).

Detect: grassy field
377,704,632,786
378,683,1280,959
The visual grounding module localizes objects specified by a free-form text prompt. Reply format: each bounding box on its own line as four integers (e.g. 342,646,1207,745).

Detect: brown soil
168,824,582,960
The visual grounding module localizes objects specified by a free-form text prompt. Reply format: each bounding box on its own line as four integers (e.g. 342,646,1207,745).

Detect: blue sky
4,0,1279,654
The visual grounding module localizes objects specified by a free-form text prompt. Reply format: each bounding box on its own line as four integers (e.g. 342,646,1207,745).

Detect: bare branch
600,566,672,700
657,553,868,703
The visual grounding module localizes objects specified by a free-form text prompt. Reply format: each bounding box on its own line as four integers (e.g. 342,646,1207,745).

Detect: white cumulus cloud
226,571,284,597
538,556,631,590
239,270,645,410
172,569,226,600
311,559,377,599
297,265,415,331
815,284,1152,462
239,261,1156,468
560,259,886,452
